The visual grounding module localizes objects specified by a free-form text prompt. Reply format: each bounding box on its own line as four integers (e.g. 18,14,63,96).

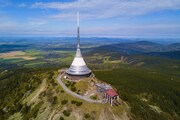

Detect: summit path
57,74,104,103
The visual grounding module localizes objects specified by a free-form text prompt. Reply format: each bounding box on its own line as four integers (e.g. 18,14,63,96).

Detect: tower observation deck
66,12,91,76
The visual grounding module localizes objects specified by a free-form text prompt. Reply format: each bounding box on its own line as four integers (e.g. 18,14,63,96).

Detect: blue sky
0,0,180,38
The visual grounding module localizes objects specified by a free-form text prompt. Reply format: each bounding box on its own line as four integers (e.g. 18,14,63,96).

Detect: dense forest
94,67,180,120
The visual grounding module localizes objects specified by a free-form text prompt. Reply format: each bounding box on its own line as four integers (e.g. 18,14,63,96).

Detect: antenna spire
77,11,80,27
77,11,80,48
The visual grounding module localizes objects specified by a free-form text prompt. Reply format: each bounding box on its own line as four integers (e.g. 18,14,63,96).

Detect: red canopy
105,89,118,97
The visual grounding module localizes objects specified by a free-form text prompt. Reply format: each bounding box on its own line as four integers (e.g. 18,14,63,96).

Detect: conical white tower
66,12,91,76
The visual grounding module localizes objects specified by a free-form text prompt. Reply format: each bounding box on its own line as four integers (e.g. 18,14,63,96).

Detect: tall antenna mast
77,11,80,27
77,11,80,49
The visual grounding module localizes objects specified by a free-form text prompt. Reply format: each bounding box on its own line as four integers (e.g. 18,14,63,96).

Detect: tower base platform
65,73,92,80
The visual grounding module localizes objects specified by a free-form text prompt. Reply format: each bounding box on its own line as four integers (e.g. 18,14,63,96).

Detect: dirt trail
48,110,56,120
30,79,46,103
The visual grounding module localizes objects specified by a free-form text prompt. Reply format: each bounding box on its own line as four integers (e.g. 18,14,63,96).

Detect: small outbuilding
105,89,120,106
95,83,120,106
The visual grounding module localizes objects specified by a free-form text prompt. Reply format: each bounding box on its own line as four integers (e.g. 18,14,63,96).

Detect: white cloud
31,0,180,20
0,22,19,35
0,16,18,31
0,22,17,30
17,3,26,7
28,18,47,26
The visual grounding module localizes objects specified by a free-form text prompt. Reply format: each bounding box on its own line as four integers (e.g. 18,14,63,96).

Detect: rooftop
96,83,112,90
105,89,118,97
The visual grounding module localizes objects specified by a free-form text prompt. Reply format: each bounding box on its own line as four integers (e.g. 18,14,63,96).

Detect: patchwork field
0,51,36,60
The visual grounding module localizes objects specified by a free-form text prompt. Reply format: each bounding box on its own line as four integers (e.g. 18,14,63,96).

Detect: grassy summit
3,68,129,120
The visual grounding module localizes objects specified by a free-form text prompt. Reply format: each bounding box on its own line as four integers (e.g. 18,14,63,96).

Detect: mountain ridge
88,41,180,59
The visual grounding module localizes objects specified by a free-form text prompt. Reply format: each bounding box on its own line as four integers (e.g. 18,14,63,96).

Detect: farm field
0,51,36,60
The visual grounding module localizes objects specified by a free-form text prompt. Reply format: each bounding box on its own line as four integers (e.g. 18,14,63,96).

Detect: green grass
8,112,22,120
75,80,88,94
24,49,43,58
24,62,47,67
54,50,74,54
0,58,25,63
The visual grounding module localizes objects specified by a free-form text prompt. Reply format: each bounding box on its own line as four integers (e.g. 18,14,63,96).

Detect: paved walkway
57,74,104,103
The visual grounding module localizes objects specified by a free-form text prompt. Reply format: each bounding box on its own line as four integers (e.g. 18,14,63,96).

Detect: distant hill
164,43,180,51
88,41,180,59
0,44,29,53
144,51,180,59
89,41,163,55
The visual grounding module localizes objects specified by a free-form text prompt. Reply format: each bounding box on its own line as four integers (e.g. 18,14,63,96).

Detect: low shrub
71,100,76,104
71,87,77,92
61,100,68,105
63,110,70,117
59,116,64,120
84,113,90,118
71,100,83,106
52,96,58,104
75,101,83,106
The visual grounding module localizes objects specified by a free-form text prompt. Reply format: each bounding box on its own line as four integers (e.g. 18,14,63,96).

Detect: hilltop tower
66,12,91,76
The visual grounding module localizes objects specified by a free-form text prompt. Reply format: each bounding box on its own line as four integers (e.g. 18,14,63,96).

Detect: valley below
0,37,180,120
